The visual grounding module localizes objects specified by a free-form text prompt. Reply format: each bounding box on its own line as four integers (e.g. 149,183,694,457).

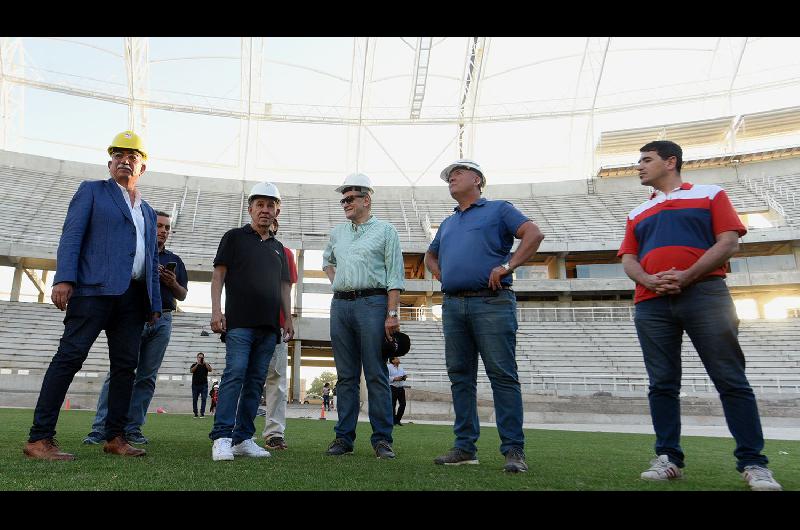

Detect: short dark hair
155,210,170,218
640,140,683,172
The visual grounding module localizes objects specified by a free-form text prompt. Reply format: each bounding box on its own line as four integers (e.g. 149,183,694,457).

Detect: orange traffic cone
65,398,71,411
319,402,326,420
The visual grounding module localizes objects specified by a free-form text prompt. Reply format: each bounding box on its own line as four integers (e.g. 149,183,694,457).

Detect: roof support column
124,37,149,136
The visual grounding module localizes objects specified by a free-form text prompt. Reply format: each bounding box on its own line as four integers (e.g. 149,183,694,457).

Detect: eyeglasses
340,194,365,205
111,151,142,162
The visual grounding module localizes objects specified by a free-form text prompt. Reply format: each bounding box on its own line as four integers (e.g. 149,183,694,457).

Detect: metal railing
740,175,790,220
409,371,800,395
299,305,635,322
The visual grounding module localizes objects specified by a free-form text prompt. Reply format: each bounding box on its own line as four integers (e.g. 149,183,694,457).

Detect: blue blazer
54,177,162,314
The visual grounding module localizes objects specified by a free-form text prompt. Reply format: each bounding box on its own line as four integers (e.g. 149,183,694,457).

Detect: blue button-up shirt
428,198,529,293
158,248,188,311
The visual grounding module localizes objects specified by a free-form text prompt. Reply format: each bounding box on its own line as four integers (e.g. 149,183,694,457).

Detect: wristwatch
501,262,513,272
387,310,398,318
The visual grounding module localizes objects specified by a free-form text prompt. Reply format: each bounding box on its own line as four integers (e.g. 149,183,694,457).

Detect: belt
161,309,174,313
447,286,513,298
695,275,724,284
333,288,388,300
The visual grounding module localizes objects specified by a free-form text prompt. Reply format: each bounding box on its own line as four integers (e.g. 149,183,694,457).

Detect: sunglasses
340,194,365,205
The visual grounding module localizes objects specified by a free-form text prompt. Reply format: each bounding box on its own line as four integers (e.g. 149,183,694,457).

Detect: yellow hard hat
108,130,147,160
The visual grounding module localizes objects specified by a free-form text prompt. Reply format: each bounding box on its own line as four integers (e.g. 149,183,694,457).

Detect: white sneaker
231,438,271,458
640,455,683,481
742,465,782,491
212,438,234,461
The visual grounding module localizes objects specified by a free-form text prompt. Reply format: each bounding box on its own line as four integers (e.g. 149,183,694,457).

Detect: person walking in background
84,211,188,445
323,173,405,460
425,159,544,473
24,131,161,460
261,218,298,452
387,357,407,426
191,353,212,418
209,182,293,461
619,140,782,491
322,382,332,411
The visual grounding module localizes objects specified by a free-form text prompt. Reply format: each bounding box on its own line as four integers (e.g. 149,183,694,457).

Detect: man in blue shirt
24,131,162,460
424,159,544,473
83,211,188,445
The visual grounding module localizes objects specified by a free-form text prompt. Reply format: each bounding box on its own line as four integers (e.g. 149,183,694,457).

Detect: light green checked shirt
323,215,405,293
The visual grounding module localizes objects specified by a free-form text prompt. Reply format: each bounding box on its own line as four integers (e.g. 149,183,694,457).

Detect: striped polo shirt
617,182,746,304
323,215,405,293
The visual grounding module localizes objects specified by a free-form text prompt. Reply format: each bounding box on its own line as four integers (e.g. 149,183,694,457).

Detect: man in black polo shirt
209,182,294,461
83,210,188,445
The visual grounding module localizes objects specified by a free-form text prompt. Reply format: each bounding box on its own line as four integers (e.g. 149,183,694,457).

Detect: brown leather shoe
103,435,146,457
23,438,75,461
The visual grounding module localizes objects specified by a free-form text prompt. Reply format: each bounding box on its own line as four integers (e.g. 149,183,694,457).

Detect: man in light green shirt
322,173,405,459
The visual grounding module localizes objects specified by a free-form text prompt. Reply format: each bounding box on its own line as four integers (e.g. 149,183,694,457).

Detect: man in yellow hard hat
24,130,162,461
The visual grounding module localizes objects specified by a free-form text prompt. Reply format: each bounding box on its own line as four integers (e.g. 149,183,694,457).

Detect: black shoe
82,432,104,445
126,432,149,445
503,447,528,473
325,438,353,456
374,440,396,459
394,421,403,426
434,447,479,466
265,436,288,450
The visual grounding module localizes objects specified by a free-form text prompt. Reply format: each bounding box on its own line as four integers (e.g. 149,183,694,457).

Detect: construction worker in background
323,173,405,459
24,131,162,460
209,182,294,461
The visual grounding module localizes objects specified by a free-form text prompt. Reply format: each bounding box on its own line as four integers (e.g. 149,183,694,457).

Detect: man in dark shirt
190,352,212,418
83,211,188,445
209,182,294,461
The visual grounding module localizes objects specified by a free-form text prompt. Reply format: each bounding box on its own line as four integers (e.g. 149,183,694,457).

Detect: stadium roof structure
2,37,800,186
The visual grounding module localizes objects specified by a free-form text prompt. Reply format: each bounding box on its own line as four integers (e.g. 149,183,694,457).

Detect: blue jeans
634,278,768,472
330,294,393,449
442,289,524,456
29,281,148,442
209,327,277,445
192,383,208,416
89,312,172,437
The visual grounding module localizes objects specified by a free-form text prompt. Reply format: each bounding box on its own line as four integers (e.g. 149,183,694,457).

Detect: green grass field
2,408,798,491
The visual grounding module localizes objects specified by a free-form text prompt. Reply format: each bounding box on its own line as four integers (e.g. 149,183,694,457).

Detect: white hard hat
440,159,485,187
248,181,281,202
335,173,374,194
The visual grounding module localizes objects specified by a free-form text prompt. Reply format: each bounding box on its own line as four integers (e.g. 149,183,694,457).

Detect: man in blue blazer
24,131,162,460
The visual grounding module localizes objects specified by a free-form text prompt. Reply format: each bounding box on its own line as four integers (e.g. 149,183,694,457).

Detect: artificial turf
2,408,797,491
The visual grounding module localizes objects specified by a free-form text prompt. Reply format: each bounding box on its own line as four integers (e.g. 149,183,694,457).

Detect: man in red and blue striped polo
618,140,782,491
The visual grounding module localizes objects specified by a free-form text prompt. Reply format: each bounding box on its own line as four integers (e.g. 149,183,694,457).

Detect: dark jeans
29,280,148,442
634,278,768,472
442,289,523,456
391,386,406,424
192,383,208,416
209,327,276,444
330,294,393,449
323,395,331,411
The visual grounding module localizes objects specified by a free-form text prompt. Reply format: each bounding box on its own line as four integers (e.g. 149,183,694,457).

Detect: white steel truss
409,37,432,119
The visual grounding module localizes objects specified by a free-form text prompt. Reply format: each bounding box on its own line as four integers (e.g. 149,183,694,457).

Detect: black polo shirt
158,248,188,311
213,224,289,332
